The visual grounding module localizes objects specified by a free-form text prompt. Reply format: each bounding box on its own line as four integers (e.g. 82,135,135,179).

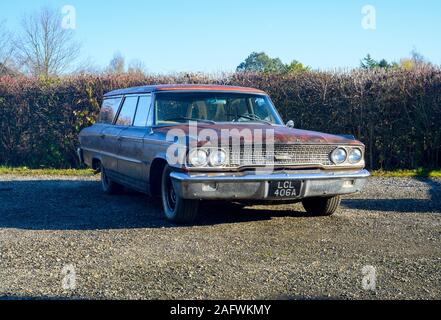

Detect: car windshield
154,92,283,125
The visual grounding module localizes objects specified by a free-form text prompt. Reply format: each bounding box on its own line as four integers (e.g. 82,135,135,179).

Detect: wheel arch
149,157,169,197
91,156,102,171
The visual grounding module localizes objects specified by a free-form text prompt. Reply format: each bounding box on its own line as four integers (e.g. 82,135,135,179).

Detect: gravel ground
0,174,440,300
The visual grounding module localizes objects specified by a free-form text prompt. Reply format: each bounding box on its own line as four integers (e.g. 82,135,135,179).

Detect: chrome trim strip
118,136,145,142
82,147,143,164
170,169,371,183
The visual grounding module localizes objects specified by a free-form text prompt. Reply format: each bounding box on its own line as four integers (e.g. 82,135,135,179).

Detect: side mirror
286,120,295,128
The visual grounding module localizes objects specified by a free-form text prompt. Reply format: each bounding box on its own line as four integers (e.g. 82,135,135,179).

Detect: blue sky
1,0,440,73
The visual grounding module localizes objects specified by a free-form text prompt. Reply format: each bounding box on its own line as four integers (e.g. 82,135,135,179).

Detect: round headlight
208,149,227,167
331,148,347,164
348,148,362,164
188,149,208,167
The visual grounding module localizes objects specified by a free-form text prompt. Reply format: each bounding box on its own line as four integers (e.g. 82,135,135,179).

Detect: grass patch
1,167,440,178
0,167,95,176
372,168,441,178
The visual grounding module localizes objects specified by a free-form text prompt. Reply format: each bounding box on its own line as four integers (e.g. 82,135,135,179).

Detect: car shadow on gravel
0,295,87,300
0,179,306,231
343,177,441,214
197,201,309,225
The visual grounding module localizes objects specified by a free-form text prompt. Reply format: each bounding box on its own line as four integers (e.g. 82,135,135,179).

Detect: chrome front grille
228,144,337,167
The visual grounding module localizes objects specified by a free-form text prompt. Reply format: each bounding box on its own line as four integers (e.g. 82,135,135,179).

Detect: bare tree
0,20,15,75
106,52,125,74
411,48,425,64
128,59,147,75
72,56,101,75
14,7,80,77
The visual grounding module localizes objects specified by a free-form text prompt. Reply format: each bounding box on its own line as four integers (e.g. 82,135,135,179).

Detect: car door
117,95,152,191
97,97,123,173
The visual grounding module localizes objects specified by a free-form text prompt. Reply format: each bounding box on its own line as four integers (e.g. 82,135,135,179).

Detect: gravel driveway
0,175,440,299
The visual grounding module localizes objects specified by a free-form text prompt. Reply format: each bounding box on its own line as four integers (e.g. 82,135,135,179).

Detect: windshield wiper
164,117,216,124
226,113,273,125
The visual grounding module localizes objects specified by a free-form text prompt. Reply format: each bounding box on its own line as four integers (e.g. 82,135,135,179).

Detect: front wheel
161,165,199,224
302,196,341,216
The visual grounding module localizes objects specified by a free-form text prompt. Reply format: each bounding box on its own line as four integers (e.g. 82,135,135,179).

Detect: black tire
101,164,123,195
302,195,341,216
161,165,199,224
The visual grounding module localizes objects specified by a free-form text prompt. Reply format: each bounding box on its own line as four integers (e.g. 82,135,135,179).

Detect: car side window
98,97,122,124
115,96,138,126
133,96,152,127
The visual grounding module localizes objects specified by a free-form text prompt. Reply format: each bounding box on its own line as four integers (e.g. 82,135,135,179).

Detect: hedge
0,68,440,169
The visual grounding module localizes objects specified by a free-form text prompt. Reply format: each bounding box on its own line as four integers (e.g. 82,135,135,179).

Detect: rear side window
98,97,122,124
115,96,138,126
133,96,152,127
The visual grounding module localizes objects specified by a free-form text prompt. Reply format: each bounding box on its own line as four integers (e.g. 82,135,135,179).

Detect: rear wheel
101,164,123,195
161,165,199,224
302,196,341,216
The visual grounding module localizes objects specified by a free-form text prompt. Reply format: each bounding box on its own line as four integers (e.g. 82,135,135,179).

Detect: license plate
268,180,302,198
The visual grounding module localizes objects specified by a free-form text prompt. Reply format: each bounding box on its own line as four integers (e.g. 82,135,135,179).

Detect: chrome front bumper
170,169,370,200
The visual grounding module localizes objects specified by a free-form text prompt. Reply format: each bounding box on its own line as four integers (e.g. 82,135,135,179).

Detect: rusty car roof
104,84,266,97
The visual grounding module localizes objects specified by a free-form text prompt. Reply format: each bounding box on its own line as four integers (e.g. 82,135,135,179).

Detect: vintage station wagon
78,84,370,223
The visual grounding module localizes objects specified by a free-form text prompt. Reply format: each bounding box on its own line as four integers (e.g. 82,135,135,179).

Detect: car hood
154,123,363,146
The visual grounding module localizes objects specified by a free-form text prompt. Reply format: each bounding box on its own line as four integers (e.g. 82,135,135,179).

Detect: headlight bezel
348,147,363,164
330,147,348,164
187,148,228,168
208,149,228,167
330,146,364,165
188,148,209,167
